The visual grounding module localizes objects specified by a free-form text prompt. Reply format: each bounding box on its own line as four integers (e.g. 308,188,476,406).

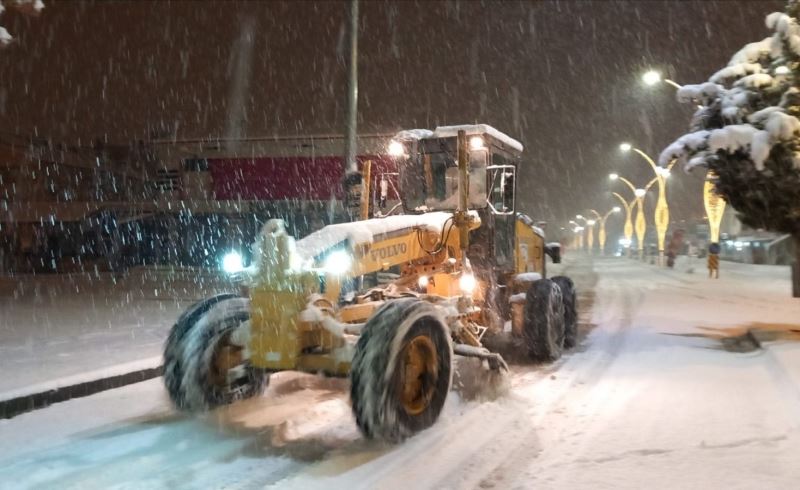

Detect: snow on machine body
164,125,576,441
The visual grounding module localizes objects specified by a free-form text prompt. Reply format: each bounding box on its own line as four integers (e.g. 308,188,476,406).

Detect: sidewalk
0,267,234,416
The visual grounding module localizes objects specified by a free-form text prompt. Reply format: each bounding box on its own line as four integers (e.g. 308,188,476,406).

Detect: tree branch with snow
661,0,800,296
0,0,44,48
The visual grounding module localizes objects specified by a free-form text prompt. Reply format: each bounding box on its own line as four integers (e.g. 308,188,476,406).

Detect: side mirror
545,243,561,264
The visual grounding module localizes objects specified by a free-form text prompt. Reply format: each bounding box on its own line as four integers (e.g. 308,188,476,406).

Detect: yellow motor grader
163,125,576,442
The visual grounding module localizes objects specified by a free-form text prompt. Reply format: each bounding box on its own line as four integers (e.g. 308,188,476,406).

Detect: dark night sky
0,0,786,226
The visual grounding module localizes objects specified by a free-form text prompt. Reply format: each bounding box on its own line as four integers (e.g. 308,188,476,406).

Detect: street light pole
344,0,359,176
620,144,671,265
612,192,634,252
589,207,620,255
341,0,360,222
634,190,647,259
569,220,582,251
575,215,592,252
642,70,683,90
610,173,655,260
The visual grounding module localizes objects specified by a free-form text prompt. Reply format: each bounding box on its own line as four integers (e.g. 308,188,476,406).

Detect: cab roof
393,124,523,153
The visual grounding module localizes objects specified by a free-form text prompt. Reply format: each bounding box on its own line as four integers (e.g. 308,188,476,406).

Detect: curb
0,365,163,419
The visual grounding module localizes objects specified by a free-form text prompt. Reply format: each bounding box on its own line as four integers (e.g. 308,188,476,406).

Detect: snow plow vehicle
163,125,576,441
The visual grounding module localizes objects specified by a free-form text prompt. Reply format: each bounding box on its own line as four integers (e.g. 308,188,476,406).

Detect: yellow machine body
515,217,546,275
246,214,479,376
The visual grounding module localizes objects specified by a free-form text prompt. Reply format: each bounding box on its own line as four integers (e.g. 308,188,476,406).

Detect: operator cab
389,125,524,275
390,124,521,216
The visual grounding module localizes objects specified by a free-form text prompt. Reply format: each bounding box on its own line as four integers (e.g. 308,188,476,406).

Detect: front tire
350,299,453,442
163,295,267,412
551,276,577,349
523,279,565,361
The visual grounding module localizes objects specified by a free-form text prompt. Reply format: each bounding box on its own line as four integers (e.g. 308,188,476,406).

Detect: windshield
400,144,488,212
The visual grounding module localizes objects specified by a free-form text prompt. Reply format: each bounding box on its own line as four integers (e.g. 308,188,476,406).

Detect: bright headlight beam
388,140,405,157
469,136,485,150
459,272,477,294
222,251,244,274
323,250,352,275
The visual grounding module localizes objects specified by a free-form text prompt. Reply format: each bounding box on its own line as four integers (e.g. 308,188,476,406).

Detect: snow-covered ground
0,268,231,398
1,256,799,489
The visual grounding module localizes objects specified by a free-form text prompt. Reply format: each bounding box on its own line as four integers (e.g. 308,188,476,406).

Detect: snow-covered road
2,256,799,489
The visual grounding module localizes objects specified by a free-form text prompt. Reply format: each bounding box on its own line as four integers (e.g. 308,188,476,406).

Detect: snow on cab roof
392,125,523,152
433,124,524,152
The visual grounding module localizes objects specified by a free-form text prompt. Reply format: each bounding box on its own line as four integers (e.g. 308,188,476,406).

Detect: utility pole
341,0,362,222
344,0,359,175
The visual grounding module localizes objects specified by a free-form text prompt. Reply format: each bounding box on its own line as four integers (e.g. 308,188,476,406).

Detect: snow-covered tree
660,0,800,296
0,0,44,47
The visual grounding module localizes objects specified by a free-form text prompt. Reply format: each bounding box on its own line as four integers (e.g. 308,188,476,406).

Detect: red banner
208,155,397,201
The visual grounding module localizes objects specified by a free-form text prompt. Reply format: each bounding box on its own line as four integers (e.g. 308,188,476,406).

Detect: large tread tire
163,295,267,412
551,276,577,349
523,279,565,362
350,298,453,442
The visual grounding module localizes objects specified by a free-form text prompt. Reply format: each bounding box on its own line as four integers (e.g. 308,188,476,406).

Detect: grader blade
453,344,509,372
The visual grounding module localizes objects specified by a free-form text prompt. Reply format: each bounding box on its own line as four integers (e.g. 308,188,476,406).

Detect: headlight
459,272,476,294
418,275,429,288
388,140,405,157
323,250,352,275
469,136,485,150
221,251,244,274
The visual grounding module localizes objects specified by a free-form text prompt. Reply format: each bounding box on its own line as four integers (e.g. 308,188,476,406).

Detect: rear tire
350,299,452,442
523,279,565,361
163,295,267,412
551,276,577,349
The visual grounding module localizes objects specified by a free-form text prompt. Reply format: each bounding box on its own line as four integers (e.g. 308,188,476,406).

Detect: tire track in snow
758,345,800,430
464,271,645,488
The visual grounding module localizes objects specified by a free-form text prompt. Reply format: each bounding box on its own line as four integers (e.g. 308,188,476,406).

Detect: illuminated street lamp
641,70,683,90
611,192,635,253
568,220,581,249
610,173,657,259
586,218,597,252
575,215,590,251
620,143,674,265
704,172,727,277
588,207,621,255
